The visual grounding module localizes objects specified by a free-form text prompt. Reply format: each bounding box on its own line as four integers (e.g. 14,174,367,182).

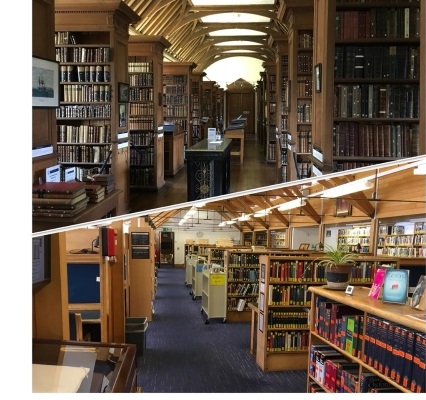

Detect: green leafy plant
314,244,359,269
303,244,361,279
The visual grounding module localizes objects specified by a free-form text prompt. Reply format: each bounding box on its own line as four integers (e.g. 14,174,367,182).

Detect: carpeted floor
136,265,307,393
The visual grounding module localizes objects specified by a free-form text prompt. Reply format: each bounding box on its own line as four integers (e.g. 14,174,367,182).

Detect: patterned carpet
136,265,307,393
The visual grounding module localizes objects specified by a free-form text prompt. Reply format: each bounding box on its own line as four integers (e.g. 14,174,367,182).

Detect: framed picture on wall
335,198,352,217
32,56,60,108
119,103,127,128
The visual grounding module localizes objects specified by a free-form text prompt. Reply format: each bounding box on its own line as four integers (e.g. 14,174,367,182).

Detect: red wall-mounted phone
100,226,116,257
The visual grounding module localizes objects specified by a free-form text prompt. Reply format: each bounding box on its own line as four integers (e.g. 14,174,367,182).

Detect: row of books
227,253,260,267
129,88,154,103
57,123,112,144
267,309,309,329
362,315,425,392
267,284,313,306
332,122,420,158
163,104,188,117
129,132,154,146
128,61,153,73
309,344,400,393
58,145,111,164
227,282,258,296
335,7,420,40
55,46,111,63
60,65,111,83
297,130,312,153
129,167,154,186
333,84,419,119
227,267,258,282
129,73,154,87
62,84,112,103
129,118,155,131
129,148,154,166
335,45,419,80
56,104,112,119
314,298,426,393
163,75,187,85
266,330,309,352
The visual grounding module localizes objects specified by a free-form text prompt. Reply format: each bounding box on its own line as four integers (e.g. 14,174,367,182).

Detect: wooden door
226,79,255,135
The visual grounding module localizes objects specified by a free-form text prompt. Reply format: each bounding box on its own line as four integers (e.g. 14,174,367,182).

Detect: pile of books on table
83,173,115,196
32,181,89,218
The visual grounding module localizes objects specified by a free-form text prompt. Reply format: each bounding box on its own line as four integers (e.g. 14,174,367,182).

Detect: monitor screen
32,235,51,289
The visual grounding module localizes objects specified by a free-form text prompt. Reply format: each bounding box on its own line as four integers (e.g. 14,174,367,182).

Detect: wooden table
224,128,244,164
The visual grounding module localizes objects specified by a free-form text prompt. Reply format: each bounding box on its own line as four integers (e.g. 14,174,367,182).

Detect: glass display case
32,339,137,393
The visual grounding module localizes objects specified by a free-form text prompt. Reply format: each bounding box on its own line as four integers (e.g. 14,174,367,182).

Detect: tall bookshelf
263,61,277,163
163,62,196,151
286,5,314,180
201,80,215,139
54,0,139,217
128,35,169,190
312,0,424,174
224,249,261,322
307,285,425,393
256,254,317,371
190,71,204,146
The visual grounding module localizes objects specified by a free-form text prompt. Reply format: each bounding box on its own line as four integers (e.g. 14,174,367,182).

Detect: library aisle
136,264,307,393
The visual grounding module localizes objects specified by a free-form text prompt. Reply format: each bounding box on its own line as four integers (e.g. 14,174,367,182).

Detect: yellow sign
210,274,225,286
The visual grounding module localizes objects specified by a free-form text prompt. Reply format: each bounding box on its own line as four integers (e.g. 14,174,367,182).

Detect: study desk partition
185,138,232,201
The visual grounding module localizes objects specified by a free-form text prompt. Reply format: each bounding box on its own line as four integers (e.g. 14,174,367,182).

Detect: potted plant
304,244,361,290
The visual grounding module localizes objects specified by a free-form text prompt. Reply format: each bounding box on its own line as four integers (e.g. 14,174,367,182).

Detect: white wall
291,227,321,250
155,227,240,265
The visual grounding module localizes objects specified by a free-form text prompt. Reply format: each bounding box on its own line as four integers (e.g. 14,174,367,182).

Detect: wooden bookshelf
312,0,424,174
190,71,204,146
54,0,139,218
128,35,169,190
263,61,278,163
307,285,425,393
163,62,196,150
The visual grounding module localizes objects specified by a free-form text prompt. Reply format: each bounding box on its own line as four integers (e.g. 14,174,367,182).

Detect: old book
32,192,88,206
33,197,89,211
33,181,86,198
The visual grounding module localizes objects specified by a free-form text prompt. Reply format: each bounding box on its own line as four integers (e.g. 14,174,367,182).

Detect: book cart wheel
189,290,193,295
205,319,210,325
222,318,226,323
192,295,196,300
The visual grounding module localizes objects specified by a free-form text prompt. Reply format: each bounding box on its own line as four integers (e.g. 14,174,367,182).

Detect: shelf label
210,274,225,286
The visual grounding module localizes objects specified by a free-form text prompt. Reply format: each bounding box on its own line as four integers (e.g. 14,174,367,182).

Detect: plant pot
325,263,353,290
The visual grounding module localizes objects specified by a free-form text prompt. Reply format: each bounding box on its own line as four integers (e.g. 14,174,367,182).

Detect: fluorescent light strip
277,198,306,211
320,180,374,198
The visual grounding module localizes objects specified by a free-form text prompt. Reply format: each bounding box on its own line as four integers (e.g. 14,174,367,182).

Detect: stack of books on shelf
85,184,105,203
83,174,115,195
32,181,89,218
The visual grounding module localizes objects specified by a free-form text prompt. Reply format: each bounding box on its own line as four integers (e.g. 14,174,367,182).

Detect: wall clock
196,231,203,238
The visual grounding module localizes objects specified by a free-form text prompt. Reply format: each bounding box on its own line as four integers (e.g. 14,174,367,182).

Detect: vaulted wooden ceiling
123,0,312,73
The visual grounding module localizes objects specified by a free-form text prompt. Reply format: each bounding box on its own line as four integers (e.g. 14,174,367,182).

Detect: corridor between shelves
135,264,307,393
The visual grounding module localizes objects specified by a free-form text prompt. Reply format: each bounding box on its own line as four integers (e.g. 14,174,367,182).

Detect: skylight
201,12,270,23
191,0,275,5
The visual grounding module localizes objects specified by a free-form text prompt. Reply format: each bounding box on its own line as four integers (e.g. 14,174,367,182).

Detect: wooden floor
129,134,278,213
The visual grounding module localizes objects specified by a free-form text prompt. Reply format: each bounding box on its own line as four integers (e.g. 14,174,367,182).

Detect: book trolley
201,265,227,324
190,257,208,300
185,254,199,286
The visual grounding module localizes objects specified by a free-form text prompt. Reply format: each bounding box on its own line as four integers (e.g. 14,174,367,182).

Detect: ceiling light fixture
319,180,374,198
253,208,271,217
218,221,227,227
238,213,252,221
277,198,306,211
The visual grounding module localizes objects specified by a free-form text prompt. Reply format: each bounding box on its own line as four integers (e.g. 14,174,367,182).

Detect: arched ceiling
123,0,312,73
